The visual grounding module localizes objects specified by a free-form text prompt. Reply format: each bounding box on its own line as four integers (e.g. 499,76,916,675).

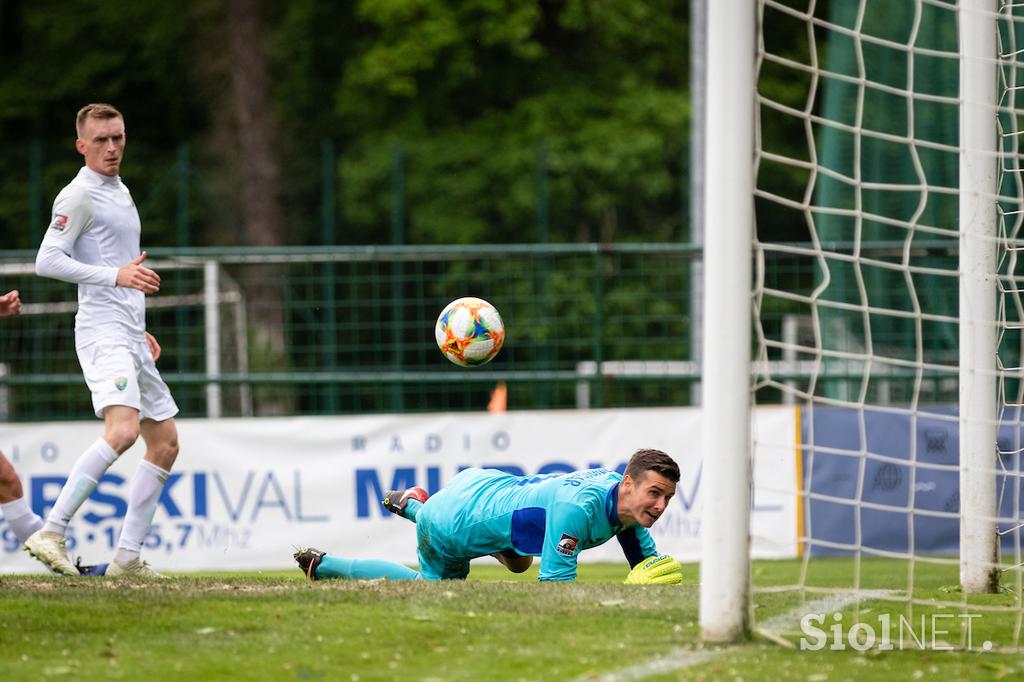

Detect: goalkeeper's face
619,471,676,528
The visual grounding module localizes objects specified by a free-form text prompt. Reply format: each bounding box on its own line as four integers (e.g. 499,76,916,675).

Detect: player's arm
35,189,159,293
616,525,658,568
145,332,161,361
115,252,160,293
537,503,589,582
35,187,111,285
38,245,158,293
617,524,682,584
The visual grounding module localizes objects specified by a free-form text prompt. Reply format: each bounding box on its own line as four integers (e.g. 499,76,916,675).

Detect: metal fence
0,241,967,422
0,244,700,421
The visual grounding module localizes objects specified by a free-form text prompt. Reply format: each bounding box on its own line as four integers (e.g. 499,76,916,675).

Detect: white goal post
958,0,1000,595
699,0,755,644
700,0,1012,644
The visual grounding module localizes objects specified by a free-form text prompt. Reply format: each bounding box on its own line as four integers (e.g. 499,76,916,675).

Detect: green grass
0,560,1020,681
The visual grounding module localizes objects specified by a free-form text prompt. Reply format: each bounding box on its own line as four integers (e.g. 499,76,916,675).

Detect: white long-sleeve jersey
35,166,147,346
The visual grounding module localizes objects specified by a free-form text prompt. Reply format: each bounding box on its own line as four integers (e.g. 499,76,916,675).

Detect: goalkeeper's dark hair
624,448,680,483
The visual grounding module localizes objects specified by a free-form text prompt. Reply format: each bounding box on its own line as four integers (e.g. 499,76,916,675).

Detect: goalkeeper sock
0,497,43,543
315,556,421,581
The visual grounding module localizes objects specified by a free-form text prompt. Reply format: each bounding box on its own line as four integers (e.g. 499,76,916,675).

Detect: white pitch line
757,589,901,634
570,647,721,682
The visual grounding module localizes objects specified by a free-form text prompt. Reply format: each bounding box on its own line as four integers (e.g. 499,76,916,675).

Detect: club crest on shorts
556,533,579,556
113,377,128,392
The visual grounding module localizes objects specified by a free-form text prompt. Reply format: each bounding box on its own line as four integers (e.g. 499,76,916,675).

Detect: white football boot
106,557,167,579
24,530,78,576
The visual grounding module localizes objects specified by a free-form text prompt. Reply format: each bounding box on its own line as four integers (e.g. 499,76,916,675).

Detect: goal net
702,0,1024,651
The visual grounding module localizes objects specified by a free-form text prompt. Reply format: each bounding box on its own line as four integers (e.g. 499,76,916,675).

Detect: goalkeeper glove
623,554,684,585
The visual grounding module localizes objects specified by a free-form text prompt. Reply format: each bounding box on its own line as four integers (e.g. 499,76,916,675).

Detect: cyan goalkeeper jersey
414,467,658,581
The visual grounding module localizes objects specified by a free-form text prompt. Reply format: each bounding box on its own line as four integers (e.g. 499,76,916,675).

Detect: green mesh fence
0,244,699,421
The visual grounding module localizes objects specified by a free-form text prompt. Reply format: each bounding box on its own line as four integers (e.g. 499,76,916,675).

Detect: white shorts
76,338,179,421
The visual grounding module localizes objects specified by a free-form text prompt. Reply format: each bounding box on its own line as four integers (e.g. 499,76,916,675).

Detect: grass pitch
1,560,1020,681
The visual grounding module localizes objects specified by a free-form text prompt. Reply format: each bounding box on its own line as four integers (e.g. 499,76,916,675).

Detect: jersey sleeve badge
556,533,579,556
49,214,69,232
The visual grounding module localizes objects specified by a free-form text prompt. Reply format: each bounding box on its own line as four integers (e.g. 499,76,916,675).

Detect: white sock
42,438,118,535
114,460,170,564
1,497,44,543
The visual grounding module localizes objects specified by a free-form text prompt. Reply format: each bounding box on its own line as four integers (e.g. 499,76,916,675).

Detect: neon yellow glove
623,554,684,585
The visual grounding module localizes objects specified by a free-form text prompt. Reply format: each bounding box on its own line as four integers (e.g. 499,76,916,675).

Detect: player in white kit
25,104,179,578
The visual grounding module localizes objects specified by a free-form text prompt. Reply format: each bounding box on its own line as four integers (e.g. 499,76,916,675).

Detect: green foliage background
0,0,693,249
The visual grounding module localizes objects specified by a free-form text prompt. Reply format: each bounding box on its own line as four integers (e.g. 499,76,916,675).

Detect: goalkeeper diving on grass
293,448,683,584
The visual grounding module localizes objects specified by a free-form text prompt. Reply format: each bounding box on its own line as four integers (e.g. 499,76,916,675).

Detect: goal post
698,0,756,643
701,0,1020,647
958,0,1000,595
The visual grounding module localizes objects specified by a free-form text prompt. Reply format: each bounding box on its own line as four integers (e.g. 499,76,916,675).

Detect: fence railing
0,241,964,421
0,244,700,421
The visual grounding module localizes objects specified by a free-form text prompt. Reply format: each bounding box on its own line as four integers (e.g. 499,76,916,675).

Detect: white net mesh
752,0,1024,651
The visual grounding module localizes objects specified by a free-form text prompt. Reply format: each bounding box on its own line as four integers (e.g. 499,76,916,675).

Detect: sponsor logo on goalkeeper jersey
556,533,578,556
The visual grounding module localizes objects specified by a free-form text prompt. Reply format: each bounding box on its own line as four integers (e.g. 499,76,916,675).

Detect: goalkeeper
294,448,683,583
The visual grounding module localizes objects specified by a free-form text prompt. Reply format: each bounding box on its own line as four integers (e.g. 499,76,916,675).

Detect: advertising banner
804,406,1024,556
0,406,798,574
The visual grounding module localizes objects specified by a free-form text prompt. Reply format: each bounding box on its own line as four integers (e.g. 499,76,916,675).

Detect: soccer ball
434,297,505,367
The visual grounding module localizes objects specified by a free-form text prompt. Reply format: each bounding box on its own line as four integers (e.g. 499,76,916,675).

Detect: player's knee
105,424,140,453
150,436,179,469
494,550,533,574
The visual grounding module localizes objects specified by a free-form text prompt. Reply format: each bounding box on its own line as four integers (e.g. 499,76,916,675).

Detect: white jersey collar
78,165,121,187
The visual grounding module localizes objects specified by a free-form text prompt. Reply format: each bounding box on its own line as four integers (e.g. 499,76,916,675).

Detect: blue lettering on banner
427,466,443,493
356,467,416,518
215,471,253,522
675,464,702,512
23,469,327,526
345,430,512,454
193,472,208,518
82,474,128,523
253,471,290,521
4,468,329,559
158,474,184,517
30,476,67,518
